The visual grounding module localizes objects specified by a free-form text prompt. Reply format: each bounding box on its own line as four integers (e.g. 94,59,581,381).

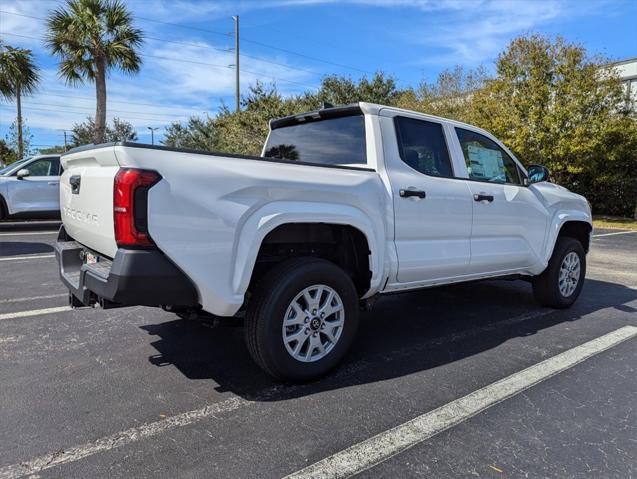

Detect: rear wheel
245,257,359,382
532,237,586,309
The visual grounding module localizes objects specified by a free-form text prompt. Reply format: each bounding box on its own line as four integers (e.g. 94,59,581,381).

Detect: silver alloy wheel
282,284,345,363
558,251,581,297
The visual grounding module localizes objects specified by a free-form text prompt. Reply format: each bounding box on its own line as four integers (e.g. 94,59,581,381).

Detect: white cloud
147,39,316,99
402,0,607,66
0,0,53,48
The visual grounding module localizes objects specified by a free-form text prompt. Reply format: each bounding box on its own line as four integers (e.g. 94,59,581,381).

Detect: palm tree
45,0,143,144
0,41,40,159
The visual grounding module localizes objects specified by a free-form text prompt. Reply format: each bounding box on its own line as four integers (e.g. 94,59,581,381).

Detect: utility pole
148,127,159,145
233,15,240,113
57,129,69,151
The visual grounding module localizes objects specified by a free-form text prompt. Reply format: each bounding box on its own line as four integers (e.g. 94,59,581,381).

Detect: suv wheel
532,237,586,309
245,257,359,382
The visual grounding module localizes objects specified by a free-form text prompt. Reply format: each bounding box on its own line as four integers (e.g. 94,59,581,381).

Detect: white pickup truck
55,103,592,381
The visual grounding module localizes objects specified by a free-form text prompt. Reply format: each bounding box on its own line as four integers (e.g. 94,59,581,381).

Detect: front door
385,115,473,283
7,157,61,214
453,127,547,274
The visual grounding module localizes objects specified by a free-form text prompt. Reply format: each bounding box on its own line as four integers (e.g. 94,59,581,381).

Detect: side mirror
527,164,549,184
16,169,30,180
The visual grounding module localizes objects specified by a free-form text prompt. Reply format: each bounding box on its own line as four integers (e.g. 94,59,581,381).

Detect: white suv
0,154,62,220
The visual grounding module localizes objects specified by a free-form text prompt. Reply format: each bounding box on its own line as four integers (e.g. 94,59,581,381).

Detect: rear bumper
54,226,199,308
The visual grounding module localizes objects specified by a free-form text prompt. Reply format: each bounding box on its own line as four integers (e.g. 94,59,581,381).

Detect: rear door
452,127,547,273
6,157,61,214
381,113,473,283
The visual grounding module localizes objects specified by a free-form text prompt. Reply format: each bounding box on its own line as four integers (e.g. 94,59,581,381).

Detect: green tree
4,121,34,159
45,0,143,144
213,82,310,155
470,35,636,216
163,115,216,151
0,41,40,159
0,139,17,165
71,116,138,146
316,72,401,106
165,74,405,157
397,65,488,123
38,145,68,154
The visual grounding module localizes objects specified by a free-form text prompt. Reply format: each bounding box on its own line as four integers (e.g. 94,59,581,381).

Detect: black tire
0,195,6,220
532,237,586,309
245,257,359,382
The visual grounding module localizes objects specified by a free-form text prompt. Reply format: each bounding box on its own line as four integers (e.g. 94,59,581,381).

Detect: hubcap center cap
309,317,321,331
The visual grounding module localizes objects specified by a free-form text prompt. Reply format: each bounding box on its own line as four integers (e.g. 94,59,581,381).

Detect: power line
1,20,326,80
39,91,210,112
134,14,374,76
143,53,318,90
1,9,378,79
0,104,183,123
143,34,326,78
16,100,192,118
1,28,319,90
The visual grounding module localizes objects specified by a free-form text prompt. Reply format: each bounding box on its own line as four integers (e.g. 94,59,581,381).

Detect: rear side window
394,116,453,177
264,115,366,166
455,128,522,185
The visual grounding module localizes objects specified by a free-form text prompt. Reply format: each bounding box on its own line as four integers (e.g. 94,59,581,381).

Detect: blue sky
1,0,636,150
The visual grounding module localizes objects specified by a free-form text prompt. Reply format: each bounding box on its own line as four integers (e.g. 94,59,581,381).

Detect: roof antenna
321,101,334,109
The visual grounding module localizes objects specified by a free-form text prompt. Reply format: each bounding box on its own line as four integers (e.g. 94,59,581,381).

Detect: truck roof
270,101,492,136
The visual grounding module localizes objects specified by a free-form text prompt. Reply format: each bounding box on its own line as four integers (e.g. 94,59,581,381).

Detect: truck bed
59,142,385,315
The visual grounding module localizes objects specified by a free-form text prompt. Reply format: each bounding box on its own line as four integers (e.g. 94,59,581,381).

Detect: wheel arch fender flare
0,183,9,216
542,210,592,265
231,201,386,297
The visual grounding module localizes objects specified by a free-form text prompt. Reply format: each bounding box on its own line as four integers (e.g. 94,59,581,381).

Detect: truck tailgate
60,146,120,258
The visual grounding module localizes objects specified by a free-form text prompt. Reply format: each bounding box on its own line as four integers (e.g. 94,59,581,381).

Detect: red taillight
113,168,161,248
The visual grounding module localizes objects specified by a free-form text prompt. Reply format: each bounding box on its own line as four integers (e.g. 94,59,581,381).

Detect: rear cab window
264,114,367,167
394,116,453,177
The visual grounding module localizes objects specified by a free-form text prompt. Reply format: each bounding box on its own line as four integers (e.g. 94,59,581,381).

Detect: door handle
69,175,81,194
400,189,426,199
473,194,494,202
48,182,59,186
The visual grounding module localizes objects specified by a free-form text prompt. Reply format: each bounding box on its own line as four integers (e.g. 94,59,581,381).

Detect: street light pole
233,15,240,113
147,127,159,145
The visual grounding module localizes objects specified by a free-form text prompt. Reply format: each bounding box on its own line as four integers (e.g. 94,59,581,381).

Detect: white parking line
0,323,633,479
592,230,636,238
284,326,637,479
0,306,70,321
0,397,249,479
0,230,58,236
0,293,67,304
0,254,55,262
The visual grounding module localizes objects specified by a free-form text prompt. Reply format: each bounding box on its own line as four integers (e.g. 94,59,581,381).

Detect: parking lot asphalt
0,222,635,478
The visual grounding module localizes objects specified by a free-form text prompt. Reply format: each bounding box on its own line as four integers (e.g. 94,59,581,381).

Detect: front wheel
245,257,359,382
532,237,586,309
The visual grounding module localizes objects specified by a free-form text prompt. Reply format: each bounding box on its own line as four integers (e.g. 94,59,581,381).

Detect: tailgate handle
69,175,81,194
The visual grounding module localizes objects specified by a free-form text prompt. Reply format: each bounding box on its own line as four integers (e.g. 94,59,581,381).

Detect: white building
608,57,637,103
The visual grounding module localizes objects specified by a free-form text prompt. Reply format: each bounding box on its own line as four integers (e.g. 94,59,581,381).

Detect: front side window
264,115,366,166
19,158,60,177
455,128,522,185
394,116,453,177
0,157,30,176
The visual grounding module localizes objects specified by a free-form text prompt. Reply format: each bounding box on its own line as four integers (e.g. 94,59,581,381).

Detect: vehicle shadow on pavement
0,241,54,257
140,278,637,401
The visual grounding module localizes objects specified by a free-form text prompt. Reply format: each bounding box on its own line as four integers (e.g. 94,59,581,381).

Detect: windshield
0,157,31,176
263,114,367,166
